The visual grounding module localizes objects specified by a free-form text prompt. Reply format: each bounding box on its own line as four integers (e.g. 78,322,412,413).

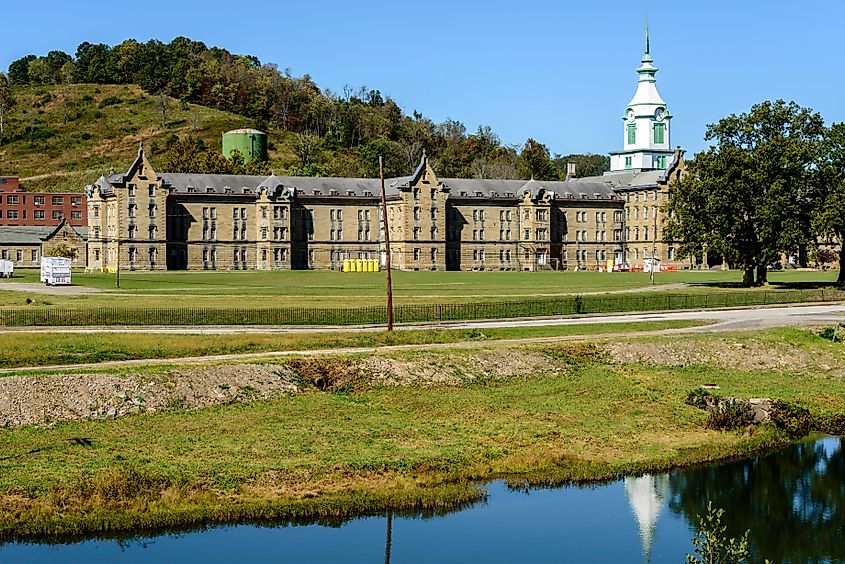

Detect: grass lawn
0,268,839,309
1,327,844,538
0,319,707,369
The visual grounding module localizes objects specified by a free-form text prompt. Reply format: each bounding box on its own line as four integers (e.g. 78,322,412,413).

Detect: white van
0,259,13,278
40,256,72,285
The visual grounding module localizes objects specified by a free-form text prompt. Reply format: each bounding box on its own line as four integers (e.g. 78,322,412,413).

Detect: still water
2,435,842,563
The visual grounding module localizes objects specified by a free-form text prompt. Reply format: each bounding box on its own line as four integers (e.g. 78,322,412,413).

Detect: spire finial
645,16,650,55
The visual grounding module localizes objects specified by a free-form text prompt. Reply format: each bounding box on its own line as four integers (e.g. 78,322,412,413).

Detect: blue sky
3,0,844,156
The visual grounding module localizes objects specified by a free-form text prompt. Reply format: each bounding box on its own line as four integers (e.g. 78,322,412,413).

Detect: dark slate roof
440,177,619,200
160,173,409,198
160,173,269,195
0,225,88,244
0,226,54,244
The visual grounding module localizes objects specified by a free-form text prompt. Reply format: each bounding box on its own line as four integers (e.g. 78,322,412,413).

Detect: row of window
128,203,156,218
0,210,81,220
126,184,156,197
127,225,158,239
626,226,657,241
127,246,158,265
627,190,659,202
624,155,666,169
0,249,38,262
626,123,666,145
0,195,82,206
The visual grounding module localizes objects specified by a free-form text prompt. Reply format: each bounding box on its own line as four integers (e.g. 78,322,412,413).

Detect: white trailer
0,260,13,278
40,256,72,285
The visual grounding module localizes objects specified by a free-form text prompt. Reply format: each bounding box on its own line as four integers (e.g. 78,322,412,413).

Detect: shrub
817,324,845,342
706,399,755,431
769,400,813,437
686,387,712,409
98,95,122,108
686,502,752,564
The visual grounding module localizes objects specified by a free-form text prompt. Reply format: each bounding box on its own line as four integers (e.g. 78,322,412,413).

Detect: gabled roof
42,218,88,241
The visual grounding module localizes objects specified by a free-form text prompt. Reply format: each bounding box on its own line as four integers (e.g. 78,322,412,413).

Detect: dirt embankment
605,335,845,378
0,349,568,428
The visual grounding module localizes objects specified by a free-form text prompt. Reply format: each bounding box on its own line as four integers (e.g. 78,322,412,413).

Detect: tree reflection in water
667,436,844,562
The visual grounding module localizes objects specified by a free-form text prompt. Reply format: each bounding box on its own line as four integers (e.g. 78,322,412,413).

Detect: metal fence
0,288,841,327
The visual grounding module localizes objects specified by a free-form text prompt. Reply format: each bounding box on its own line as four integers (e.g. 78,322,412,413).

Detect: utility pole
380,156,394,331
650,198,657,286
116,199,122,288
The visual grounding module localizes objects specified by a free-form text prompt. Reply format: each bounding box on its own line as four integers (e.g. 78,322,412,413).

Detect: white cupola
609,24,674,172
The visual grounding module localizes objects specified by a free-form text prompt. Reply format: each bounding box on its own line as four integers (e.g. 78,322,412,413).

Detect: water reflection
624,474,670,563
667,435,844,562
0,436,841,563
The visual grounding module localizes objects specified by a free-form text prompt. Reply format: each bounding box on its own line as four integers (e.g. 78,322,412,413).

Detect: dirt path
0,283,105,295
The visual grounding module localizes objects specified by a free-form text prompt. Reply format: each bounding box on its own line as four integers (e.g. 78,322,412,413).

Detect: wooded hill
0,38,608,193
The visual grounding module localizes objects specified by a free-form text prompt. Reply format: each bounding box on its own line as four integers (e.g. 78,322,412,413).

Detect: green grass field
0,268,839,309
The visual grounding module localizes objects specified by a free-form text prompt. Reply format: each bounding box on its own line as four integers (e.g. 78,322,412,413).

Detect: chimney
566,162,577,180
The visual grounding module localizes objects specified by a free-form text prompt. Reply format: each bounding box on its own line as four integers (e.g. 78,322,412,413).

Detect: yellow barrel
355,259,363,272
373,260,380,272
368,259,375,272
342,259,349,272
606,259,614,272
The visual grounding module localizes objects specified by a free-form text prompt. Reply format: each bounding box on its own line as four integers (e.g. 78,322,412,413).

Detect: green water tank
222,128,268,163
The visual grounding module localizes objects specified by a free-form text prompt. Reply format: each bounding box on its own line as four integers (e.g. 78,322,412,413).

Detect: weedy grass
3,327,845,540
0,319,705,369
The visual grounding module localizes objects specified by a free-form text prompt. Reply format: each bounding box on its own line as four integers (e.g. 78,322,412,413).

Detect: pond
2,435,842,563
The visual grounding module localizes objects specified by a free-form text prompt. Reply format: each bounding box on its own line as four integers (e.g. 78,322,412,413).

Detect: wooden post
116,239,120,288
380,156,394,331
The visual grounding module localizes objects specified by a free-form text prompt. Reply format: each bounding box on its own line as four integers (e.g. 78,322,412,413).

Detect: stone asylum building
83,145,684,272
81,31,684,272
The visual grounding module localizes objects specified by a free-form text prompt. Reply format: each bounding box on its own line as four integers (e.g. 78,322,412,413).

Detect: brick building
0,177,87,227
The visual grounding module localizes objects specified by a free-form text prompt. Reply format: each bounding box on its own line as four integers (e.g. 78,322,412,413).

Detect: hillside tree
0,73,14,144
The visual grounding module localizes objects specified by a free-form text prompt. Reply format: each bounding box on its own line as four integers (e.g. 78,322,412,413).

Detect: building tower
609,24,674,172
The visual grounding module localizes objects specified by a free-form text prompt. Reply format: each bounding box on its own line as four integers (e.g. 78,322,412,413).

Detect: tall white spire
609,23,674,172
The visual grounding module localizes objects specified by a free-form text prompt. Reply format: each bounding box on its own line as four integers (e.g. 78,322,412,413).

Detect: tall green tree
666,100,824,286
518,138,557,180
813,122,845,284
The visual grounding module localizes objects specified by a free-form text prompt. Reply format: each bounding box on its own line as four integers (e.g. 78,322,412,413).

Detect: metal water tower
222,128,267,163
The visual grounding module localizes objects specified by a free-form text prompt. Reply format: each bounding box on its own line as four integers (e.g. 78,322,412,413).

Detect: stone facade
0,219,87,268
80,147,687,272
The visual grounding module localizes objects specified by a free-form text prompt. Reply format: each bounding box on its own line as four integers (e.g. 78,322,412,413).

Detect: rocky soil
0,364,300,427
604,334,845,378
0,349,569,428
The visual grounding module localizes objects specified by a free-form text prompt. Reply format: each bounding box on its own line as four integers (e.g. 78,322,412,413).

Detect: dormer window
475,191,483,197
187,186,196,193
347,190,355,196
225,187,232,194
207,188,214,193
330,190,339,196
313,189,321,195
363,191,373,197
